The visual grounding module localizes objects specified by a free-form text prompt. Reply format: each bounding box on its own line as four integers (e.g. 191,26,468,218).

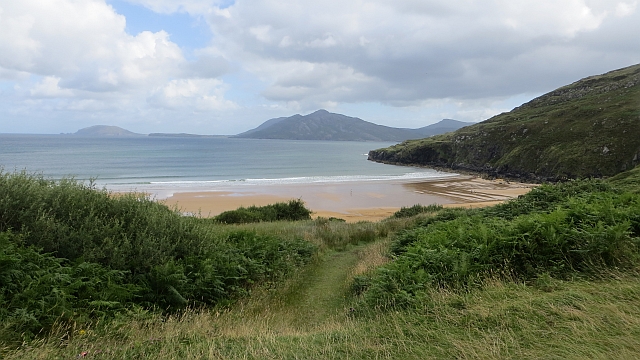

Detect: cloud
122,0,224,15
148,78,237,110
1,0,638,134
0,0,234,131
29,77,74,98
0,1,187,92
206,0,639,109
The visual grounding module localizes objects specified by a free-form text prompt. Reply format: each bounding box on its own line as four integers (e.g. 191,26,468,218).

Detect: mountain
368,63,640,181
235,110,472,141
74,125,144,137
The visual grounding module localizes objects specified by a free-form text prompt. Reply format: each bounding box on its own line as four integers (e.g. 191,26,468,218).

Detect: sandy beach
160,175,535,222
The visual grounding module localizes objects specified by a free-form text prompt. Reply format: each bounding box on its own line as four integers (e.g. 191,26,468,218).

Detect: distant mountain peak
235,111,473,141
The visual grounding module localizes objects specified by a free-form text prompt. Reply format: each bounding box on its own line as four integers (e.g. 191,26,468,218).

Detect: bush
0,232,135,342
392,204,443,218
361,180,640,309
0,171,317,342
213,199,312,224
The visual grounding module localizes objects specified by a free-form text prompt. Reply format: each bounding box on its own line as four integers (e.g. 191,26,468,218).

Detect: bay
0,134,454,194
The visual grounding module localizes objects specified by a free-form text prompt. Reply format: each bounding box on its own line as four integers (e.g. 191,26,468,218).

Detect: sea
0,134,456,197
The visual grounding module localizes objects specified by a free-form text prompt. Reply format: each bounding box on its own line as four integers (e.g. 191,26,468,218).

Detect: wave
143,171,458,187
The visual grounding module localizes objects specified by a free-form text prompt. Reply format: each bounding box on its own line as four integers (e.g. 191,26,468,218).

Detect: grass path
220,241,385,337
277,249,360,326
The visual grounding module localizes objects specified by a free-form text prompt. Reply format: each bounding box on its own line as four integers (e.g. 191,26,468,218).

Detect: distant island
74,113,474,142
73,125,145,137
235,109,473,141
369,63,640,181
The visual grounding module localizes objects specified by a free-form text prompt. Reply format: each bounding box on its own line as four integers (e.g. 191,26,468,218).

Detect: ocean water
0,134,455,195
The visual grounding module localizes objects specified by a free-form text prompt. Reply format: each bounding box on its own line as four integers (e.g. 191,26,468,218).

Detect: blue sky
0,0,638,134
108,0,211,53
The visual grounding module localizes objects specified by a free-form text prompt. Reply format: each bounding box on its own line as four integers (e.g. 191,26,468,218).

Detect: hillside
5,169,640,358
369,63,640,181
74,125,144,137
235,109,472,141
413,118,474,137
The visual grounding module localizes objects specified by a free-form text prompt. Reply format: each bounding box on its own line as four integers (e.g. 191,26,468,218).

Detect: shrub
361,181,640,309
213,199,312,224
0,171,317,342
0,232,135,342
392,204,443,218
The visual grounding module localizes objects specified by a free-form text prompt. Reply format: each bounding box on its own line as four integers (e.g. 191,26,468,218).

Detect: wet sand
160,175,535,222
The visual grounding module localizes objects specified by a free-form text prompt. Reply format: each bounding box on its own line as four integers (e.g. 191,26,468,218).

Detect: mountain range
74,113,473,141
235,110,473,141
368,63,640,181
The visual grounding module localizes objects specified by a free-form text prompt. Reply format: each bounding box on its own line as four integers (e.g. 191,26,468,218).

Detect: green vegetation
609,164,640,192
3,166,640,358
369,63,640,181
0,171,315,343
359,180,640,309
392,204,443,218
213,199,312,224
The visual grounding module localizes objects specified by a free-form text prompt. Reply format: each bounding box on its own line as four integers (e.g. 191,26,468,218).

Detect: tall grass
5,258,640,359
0,171,316,343
4,169,640,357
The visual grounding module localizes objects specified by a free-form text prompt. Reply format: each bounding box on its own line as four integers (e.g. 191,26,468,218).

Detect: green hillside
369,63,640,181
5,168,640,358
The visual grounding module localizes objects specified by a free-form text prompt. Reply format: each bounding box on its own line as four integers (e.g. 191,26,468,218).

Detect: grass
3,167,640,358
5,252,640,359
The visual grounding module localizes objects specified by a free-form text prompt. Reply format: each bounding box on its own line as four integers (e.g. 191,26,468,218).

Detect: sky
0,0,639,135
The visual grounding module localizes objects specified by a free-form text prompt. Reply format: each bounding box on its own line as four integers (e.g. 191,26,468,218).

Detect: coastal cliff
369,63,640,181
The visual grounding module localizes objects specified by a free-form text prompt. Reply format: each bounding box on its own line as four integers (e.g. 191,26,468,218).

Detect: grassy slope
369,63,640,181
7,240,640,359
5,170,640,358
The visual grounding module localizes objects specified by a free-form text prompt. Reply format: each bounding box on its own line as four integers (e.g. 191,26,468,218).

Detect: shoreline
160,175,535,222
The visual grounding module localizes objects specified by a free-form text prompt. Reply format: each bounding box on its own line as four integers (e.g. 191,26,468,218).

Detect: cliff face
369,64,640,181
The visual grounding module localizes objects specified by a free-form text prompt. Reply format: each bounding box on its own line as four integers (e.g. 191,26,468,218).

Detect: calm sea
0,134,455,195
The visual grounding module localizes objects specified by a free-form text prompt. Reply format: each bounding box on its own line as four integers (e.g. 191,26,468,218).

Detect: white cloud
29,77,74,98
206,0,639,108
0,0,638,134
616,1,638,16
0,0,186,92
0,0,235,132
249,26,272,43
122,0,221,15
148,78,237,111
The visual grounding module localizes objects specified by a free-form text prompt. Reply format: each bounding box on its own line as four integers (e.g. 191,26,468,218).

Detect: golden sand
159,175,535,223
